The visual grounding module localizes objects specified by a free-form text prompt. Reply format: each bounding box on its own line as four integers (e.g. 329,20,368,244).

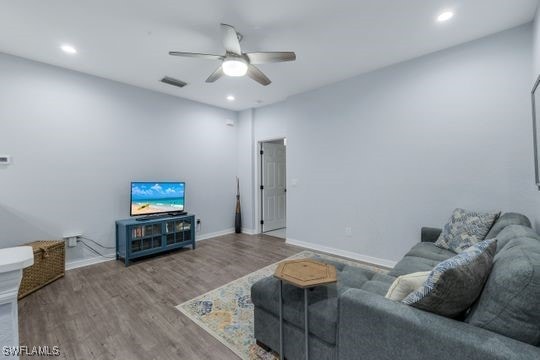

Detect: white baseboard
196,228,235,241
66,230,234,270
66,255,115,270
241,228,257,235
196,227,259,239
66,228,304,270
286,238,397,269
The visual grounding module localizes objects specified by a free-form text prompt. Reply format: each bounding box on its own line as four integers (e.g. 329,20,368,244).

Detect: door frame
256,137,287,234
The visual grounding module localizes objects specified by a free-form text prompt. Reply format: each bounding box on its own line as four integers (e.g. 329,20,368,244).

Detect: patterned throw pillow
402,239,497,318
435,208,500,253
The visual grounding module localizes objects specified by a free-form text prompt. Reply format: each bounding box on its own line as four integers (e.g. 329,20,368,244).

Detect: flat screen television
130,181,185,216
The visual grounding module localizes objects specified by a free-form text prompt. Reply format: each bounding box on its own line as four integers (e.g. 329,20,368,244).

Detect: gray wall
236,109,256,233
0,53,238,265
242,24,536,263
535,5,540,78
2,23,537,267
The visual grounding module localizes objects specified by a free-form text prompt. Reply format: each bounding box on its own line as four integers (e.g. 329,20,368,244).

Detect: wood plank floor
18,233,303,360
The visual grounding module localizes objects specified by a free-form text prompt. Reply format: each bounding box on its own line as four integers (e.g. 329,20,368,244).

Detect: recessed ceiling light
226,95,235,101
60,44,77,54
437,11,454,22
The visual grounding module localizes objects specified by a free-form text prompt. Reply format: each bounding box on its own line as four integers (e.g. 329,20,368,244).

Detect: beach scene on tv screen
131,182,184,215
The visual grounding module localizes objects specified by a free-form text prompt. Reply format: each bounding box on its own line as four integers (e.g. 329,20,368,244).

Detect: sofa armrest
421,227,441,242
337,289,540,360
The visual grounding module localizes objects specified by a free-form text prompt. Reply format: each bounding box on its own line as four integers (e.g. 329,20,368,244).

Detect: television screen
130,182,185,216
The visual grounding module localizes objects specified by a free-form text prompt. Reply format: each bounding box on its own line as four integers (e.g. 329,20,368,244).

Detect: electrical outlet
64,237,77,247
0,155,11,165
345,227,353,237
63,233,82,248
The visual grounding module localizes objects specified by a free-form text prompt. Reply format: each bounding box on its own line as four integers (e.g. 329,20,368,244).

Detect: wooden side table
273,259,337,360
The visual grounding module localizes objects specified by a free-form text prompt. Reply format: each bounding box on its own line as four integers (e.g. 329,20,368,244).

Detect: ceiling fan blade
206,66,224,83
246,52,296,64
169,52,223,61
247,65,271,86
220,23,242,55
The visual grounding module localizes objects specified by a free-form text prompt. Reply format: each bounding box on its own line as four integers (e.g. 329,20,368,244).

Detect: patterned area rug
175,251,385,359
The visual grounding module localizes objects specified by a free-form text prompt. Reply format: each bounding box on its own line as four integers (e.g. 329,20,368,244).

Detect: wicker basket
18,240,65,299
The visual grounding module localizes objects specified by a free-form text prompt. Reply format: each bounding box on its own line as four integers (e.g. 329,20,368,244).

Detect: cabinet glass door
165,219,192,246
166,221,176,245
130,224,163,254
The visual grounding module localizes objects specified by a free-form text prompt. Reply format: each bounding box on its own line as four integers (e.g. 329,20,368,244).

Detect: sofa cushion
404,242,457,262
492,224,540,253
403,239,496,318
337,265,390,294
465,237,540,345
251,264,388,345
484,212,531,240
252,276,338,345
359,272,395,296
435,208,500,253
388,256,441,277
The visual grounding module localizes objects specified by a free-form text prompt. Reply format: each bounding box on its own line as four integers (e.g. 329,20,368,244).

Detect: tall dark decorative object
532,74,540,189
235,177,242,233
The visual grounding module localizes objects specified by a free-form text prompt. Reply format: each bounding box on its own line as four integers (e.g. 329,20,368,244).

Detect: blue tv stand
116,214,195,266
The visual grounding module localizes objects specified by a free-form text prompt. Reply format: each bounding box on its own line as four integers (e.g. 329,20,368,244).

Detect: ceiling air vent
161,76,187,88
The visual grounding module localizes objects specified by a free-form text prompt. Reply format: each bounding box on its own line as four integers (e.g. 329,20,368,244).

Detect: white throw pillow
385,271,431,301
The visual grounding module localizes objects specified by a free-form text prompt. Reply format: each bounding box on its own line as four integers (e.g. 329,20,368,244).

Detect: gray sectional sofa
251,212,540,360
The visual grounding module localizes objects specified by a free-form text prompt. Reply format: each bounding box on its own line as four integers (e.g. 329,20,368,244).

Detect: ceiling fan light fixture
222,58,248,77
169,24,295,86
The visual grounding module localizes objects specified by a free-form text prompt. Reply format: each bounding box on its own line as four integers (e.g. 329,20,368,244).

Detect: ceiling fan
169,24,296,86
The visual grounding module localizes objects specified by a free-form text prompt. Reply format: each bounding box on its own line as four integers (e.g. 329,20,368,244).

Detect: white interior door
261,142,286,232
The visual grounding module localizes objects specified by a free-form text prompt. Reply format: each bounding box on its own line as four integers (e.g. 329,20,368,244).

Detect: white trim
196,228,235,241
241,228,257,235
66,228,245,270
286,238,397,269
197,228,258,239
256,137,288,234
66,256,114,270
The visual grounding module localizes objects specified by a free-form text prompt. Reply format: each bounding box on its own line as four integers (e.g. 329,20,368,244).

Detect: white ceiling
0,0,538,111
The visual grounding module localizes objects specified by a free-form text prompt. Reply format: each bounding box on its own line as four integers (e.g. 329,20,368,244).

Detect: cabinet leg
192,240,196,250
304,288,309,360
279,280,284,360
